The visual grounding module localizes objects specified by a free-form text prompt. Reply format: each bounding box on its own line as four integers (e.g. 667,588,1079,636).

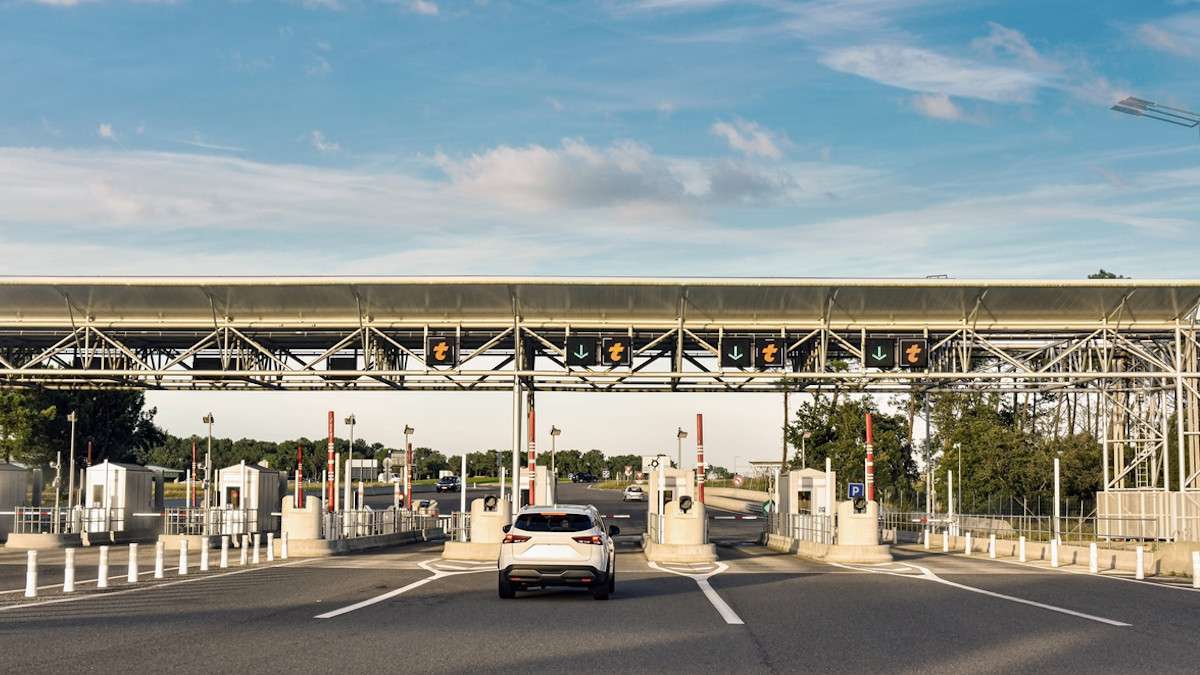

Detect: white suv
498,504,618,600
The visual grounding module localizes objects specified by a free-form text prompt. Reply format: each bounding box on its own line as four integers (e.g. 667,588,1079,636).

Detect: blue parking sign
848,483,865,499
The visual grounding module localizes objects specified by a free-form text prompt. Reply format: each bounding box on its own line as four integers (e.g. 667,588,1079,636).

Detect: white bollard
220,535,229,569
1050,539,1059,568
923,529,930,550
154,541,165,579
25,550,38,598
1135,545,1145,580
989,534,996,559
942,530,949,553
127,543,139,583
1018,535,1026,562
1191,551,1199,589
200,539,210,572
281,532,289,560
267,533,275,562
1089,542,1098,574
63,548,76,593
964,531,972,556
97,545,110,589
252,533,261,564
179,539,189,576
240,535,248,565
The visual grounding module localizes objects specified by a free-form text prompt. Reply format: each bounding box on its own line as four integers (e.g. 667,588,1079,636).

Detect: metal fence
879,510,1162,544
441,512,470,542
766,512,834,545
12,507,71,534
323,508,439,540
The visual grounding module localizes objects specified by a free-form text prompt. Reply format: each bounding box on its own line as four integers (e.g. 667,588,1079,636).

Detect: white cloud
434,138,828,212
656,101,677,118
820,44,1045,103
910,93,964,121
409,0,439,15
546,97,565,112
1135,13,1200,58
971,21,1043,65
297,0,344,9
709,118,787,159
32,0,97,6
309,130,341,153
97,123,117,141
306,55,332,77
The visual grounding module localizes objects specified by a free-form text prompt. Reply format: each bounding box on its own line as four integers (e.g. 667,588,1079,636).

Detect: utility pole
202,413,214,511
66,411,77,513
676,427,688,471
549,426,561,486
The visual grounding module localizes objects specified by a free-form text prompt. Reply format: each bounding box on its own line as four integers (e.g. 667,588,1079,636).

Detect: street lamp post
800,430,812,469
202,413,214,512
403,425,414,510
676,428,688,471
66,411,78,514
549,426,561,482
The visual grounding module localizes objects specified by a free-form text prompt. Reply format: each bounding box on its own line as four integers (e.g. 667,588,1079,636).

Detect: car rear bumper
501,564,608,587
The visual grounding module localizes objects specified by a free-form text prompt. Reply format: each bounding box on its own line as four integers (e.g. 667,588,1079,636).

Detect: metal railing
441,512,470,542
163,508,275,536
767,512,834,545
13,507,71,534
323,508,439,540
880,511,1162,545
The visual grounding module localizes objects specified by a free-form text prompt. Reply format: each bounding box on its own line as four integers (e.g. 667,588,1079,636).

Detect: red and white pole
865,413,875,502
295,445,303,509
326,412,335,513
527,400,536,506
696,413,705,504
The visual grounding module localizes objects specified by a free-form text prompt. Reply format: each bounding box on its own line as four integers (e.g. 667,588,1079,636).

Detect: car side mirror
608,525,620,537
502,524,511,533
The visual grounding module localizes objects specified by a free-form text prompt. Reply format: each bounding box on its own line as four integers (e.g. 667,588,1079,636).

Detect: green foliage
1087,269,1127,279
0,388,161,466
785,395,917,495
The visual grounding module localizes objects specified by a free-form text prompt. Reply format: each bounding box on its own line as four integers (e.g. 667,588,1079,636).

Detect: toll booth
517,465,555,507
780,467,837,516
82,461,160,534
0,464,29,541
646,468,695,517
217,462,283,533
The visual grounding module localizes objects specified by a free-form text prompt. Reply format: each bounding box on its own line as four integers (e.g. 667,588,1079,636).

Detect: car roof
517,504,598,515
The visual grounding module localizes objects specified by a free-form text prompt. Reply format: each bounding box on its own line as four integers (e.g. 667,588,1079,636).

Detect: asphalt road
1,483,1197,674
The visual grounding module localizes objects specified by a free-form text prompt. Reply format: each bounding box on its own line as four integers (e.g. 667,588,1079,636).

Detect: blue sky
7,0,1200,461
2,0,1200,279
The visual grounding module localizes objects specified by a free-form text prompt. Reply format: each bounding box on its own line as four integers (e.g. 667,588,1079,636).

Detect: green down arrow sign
865,338,895,368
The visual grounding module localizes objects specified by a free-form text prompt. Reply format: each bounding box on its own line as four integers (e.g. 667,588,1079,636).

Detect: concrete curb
641,534,718,563
442,541,500,561
283,528,444,557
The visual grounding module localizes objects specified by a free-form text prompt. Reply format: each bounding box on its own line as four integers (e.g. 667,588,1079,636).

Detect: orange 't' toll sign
601,337,632,366
426,336,457,367
756,338,786,369
899,339,927,369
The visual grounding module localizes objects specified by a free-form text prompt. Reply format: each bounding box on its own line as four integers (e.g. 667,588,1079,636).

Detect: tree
0,389,162,466
1088,269,1127,279
0,390,57,463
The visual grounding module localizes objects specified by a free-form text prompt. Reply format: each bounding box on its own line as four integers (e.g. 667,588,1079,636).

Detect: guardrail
12,507,71,534
323,508,439,540
440,512,470,542
880,511,1162,544
767,512,834,545
162,508,276,536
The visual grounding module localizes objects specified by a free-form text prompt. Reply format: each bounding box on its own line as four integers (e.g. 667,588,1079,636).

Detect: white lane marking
939,549,1200,594
831,561,1131,627
0,559,310,613
648,560,743,625
313,559,493,619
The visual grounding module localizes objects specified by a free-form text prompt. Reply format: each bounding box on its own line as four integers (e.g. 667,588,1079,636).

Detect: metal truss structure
2,277,1199,536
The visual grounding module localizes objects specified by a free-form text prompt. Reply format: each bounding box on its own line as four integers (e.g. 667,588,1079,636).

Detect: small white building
779,467,837,516
517,465,555,507
83,461,159,533
0,464,30,541
217,462,283,533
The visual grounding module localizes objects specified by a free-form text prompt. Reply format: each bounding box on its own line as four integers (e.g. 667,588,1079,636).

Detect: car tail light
572,535,603,545
503,533,531,544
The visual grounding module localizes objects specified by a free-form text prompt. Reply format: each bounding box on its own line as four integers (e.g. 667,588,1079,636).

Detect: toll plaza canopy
1,276,1200,393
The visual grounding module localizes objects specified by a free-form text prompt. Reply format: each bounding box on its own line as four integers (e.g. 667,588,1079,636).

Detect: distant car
572,472,596,483
622,485,646,502
498,504,618,600
436,476,461,493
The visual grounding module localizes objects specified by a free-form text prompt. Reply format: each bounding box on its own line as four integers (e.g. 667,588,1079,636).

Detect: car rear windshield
514,513,595,532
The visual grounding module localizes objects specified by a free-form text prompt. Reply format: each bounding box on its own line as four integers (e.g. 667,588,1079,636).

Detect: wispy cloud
310,130,341,153
408,0,439,15
306,55,332,77
1135,12,1200,58
910,93,976,123
709,118,787,158
173,136,245,153
97,123,118,141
